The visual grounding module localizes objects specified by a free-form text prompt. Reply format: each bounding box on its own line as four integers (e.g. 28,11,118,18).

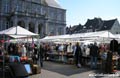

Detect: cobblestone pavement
29,61,120,78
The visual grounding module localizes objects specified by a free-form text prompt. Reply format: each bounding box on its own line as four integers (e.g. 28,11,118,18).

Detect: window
22,1,25,12
58,27,63,35
38,5,41,14
51,12,54,19
50,27,54,34
48,8,55,19
16,1,22,12
58,13,62,21
9,21,13,28
6,21,9,29
26,2,31,13
3,0,9,13
41,6,46,15
31,3,36,13
116,32,118,34
5,4,9,13
2,21,6,30
0,20,2,31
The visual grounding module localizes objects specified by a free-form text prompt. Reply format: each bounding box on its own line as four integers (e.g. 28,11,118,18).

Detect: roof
84,18,103,29
84,19,94,28
74,25,83,31
0,26,38,38
66,18,118,34
100,19,117,30
45,0,62,9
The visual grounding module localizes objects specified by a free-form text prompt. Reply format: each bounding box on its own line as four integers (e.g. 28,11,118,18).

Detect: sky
57,0,120,26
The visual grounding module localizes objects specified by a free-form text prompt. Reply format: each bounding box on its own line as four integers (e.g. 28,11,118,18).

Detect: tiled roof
66,18,118,34
45,0,62,9
84,18,103,29
100,19,117,30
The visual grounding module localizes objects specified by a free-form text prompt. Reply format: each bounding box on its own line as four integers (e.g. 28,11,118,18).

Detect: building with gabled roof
84,18,103,32
66,18,120,34
100,19,117,30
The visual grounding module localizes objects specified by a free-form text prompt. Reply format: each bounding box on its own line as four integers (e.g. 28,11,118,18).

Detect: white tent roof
85,31,115,38
114,34,120,38
6,38,38,43
40,31,116,43
0,26,38,38
8,35,27,38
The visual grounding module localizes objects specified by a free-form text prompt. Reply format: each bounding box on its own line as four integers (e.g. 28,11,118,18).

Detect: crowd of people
0,38,120,74
38,39,120,73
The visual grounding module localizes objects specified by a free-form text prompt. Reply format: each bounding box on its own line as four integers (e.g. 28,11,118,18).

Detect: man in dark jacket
74,42,82,68
33,44,38,64
110,39,118,52
90,42,99,69
39,44,44,67
105,51,113,73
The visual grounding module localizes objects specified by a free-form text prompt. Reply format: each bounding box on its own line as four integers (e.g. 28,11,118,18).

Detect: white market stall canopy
40,31,116,43
85,31,115,38
6,38,38,43
0,26,38,38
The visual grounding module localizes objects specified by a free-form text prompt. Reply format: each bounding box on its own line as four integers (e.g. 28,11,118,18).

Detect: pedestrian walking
39,44,44,67
90,42,99,69
74,42,82,68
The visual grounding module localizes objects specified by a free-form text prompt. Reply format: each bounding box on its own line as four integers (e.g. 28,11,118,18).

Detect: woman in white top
21,45,27,57
67,43,73,53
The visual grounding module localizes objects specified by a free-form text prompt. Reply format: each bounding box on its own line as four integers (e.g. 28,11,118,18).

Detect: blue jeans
90,56,97,69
